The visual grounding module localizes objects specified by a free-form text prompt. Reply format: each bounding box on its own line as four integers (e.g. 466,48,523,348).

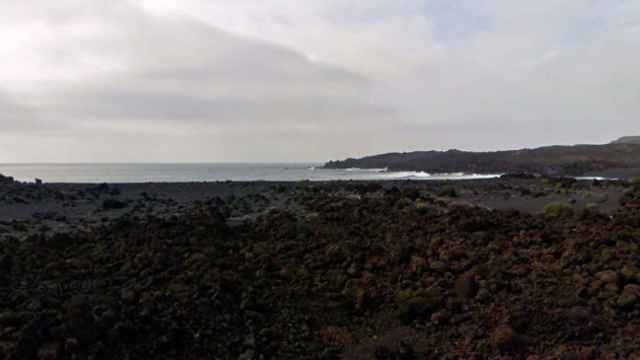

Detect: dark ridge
324,142,640,177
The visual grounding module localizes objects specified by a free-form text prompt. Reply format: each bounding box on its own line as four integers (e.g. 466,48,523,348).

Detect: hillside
324,142,640,177
612,136,640,145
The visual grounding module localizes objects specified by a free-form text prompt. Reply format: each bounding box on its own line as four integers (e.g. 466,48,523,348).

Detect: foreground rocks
0,179,640,358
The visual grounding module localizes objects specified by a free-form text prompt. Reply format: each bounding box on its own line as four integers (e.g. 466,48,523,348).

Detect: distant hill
611,136,640,145
324,141,640,177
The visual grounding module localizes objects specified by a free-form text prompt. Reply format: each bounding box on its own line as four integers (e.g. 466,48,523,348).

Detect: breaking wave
383,171,432,179
344,167,389,173
382,172,501,180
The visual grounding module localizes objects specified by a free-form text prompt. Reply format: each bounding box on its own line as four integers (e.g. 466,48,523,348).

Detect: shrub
415,200,433,215
437,187,458,198
103,198,128,210
543,202,573,217
632,177,640,188
273,184,288,193
585,203,599,211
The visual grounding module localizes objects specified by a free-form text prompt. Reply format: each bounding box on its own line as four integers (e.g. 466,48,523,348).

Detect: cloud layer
1,0,639,162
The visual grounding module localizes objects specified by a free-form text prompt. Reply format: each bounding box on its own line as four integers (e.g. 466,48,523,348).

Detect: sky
1,0,639,162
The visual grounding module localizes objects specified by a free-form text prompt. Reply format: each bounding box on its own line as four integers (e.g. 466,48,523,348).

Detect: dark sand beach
2,175,640,359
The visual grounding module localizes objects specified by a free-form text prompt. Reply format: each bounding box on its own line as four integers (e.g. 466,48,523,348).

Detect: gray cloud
10,2,385,130
1,0,639,162
0,93,57,132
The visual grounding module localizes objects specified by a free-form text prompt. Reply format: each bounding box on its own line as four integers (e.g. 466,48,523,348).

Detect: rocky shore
1,175,640,359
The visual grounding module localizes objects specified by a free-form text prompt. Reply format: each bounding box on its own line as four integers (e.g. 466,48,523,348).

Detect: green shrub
585,203,599,211
632,177,640,188
103,198,128,210
437,187,458,198
415,200,433,215
273,184,288,193
543,202,574,217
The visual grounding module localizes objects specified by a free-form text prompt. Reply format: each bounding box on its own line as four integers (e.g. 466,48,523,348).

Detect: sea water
0,163,501,183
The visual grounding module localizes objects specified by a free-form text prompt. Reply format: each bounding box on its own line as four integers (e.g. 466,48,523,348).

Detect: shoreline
8,161,638,184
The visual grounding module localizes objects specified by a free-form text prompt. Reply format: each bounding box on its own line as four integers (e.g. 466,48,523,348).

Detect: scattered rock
120,288,138,304
454,273,478,299
491,325,519,352
0,312,31,327
430,260,447,273
621,265,640,281
624,284,640,296
0,179,639,358
595,271,618,284
617,292,637,309
37,341,62,360
409,256,426,273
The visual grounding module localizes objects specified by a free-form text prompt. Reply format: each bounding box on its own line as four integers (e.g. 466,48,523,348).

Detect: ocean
0,163,501,183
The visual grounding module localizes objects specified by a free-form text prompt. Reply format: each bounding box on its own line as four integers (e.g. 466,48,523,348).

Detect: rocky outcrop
0,174,15,184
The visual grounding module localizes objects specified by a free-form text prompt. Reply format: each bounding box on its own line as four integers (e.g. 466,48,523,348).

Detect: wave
313,167,502,181
383,171,432,179
575,176,618,181
382,172,501,180
344,167,389,173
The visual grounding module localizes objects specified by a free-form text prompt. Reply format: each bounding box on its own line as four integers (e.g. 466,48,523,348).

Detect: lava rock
595,271,619,284
491,325,521,352
455,273,478,300
102,198,128,210
617,292,637,309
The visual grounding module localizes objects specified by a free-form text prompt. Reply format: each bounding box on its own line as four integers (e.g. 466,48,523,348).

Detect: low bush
543,201,574,217
102,198,128,210
437,187,458,198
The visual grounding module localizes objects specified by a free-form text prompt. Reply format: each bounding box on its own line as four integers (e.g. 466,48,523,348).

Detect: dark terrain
1,173,640,359
324,138,640,178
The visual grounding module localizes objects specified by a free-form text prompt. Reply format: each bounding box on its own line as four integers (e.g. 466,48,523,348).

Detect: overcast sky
1,0,639,162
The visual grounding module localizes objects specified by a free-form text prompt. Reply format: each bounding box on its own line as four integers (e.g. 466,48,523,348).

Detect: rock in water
0,173,15,184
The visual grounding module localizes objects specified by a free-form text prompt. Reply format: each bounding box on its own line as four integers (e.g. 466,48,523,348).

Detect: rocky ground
1,175,640,359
